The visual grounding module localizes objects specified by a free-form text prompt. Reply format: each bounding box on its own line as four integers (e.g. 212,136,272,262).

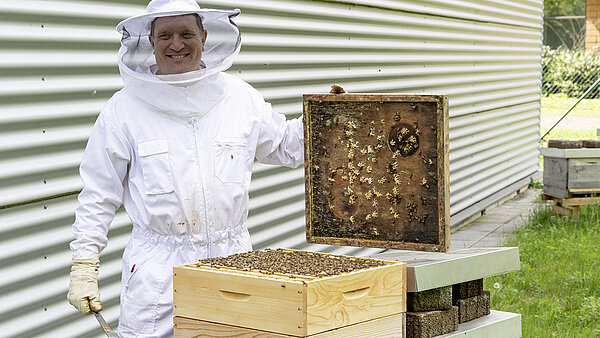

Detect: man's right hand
67,255,103,315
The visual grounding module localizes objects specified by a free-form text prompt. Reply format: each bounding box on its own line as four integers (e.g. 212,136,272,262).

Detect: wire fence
541,46,600,142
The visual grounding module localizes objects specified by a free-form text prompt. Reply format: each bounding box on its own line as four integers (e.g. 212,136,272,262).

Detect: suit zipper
190,117,211,255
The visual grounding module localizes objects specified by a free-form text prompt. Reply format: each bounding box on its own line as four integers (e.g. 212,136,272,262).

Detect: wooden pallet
174,313,405,338
542,194,600,219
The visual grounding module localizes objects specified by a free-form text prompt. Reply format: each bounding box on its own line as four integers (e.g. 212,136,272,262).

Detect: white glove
67,255,102,315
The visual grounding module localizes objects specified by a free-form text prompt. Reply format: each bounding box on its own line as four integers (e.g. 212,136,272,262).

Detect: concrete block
406,306,458,338
479,290,491,317
452,278,483,302
407,286,453,312
456,291,491,323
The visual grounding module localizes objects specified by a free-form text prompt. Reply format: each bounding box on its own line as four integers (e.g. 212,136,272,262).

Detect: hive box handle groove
343,287,370,300
219,290,251,301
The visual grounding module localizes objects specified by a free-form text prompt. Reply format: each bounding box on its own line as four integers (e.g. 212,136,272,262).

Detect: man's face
149,14,207,75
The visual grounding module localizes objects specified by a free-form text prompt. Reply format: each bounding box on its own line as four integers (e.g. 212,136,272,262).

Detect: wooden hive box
541,146,600,198
173,249,406,337
173,313,405,337
303,94,449,252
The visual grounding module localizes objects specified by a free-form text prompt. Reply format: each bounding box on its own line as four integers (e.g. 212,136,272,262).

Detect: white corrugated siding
0,0,541,336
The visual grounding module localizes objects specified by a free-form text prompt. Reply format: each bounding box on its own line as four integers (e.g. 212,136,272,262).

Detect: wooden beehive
173,313,405,337
542,144,600,198
303,94,449,252
173,249,406,337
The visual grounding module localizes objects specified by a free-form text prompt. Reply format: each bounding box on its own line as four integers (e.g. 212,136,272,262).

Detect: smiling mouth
169,54,189,59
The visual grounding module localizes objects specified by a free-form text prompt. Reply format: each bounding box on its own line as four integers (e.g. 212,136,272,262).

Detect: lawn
541,94,600,118
484,197,600,337
540,94,599,143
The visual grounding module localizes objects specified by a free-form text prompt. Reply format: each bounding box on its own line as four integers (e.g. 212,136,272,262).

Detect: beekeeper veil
116,0,241,85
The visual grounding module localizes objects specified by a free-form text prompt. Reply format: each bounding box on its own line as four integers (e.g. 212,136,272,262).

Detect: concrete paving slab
450,188,541,250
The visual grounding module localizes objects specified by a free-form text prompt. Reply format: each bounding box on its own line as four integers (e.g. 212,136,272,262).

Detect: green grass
540,95,599,142
485,199,600,337
541,94,600,118
541,128,599,143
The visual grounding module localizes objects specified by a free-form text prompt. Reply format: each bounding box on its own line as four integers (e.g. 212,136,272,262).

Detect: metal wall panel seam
450,124,538,160
0,150,82,181
0,177,83,208
234,52,542,64
246,200,306,231
450,134,539,171
0,126,92,152
450,133,539,166
234,16,540,45
452,161,539,207
248,70,542,92
248,185,305,214
0,199,78,233
0,210,130,262
450,98,540,121
451,151,539,194
0,23,120,42
250,214,306,247
237,64,541,84
256,78,540,102
450,99,539,118
206,0,541,36
450,109,539,140
0,100,106,123
314,0,541,28
0,249,124,316
349,0,542,15
451,125,539,158
0,52,116,68
0,229,129,299
449,101,539,128
0,75,122,96
0,0,140,19
241,37,541,53
451,141,539,184
451,137,539,176
249,169,304,194
451,162,539,213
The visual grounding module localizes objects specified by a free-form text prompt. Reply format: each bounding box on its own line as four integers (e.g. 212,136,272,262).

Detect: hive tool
93,311,118,337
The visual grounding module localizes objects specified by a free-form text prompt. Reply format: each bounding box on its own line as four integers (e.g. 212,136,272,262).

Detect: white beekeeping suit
67,0,304,336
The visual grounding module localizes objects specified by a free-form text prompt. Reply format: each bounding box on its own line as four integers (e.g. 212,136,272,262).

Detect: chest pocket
214,139,247,184
137,139,175,195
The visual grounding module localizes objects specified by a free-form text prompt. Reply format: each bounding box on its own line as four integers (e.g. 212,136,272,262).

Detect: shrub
542,46,600,98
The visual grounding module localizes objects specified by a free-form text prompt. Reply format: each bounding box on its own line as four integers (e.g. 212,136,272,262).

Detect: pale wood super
173,254,406,337
173,313,405,337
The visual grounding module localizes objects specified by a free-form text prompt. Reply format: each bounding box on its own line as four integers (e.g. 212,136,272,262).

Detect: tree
544,0,586,48
544,0,585,17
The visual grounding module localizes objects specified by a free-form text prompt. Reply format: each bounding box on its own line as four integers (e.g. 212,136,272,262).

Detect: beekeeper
66,0,303,336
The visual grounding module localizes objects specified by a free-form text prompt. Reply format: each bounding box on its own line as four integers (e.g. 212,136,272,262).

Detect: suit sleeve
69,112,131,258
255,100,304,168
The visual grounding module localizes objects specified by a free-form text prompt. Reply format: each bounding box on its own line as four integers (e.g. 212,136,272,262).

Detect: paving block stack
406,279,491,337
453,279,490,323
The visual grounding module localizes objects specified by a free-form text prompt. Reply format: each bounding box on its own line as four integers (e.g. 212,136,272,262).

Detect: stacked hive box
173,249,407,337
541,141,600,219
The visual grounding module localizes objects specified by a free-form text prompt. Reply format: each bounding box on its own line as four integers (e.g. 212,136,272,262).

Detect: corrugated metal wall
0,0,541,336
